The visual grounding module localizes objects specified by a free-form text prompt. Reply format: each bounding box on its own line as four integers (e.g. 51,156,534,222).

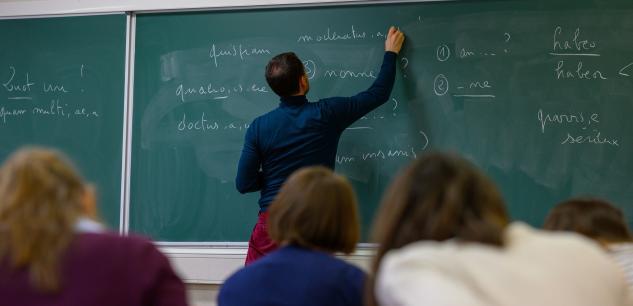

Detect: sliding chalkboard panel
131,0,633,242
0,15,127,228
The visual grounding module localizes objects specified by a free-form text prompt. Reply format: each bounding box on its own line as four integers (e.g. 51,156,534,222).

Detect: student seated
367,152,630,306
0,147,187,306
219,166,364,306
544,198,633,286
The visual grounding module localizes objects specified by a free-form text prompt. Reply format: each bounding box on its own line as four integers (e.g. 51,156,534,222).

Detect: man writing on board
236,26,405,264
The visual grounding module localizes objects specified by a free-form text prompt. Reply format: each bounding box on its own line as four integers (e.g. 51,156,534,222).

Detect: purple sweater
0,232,187,306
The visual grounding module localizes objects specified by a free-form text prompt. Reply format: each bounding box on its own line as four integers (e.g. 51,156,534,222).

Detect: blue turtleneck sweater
236,51,397,211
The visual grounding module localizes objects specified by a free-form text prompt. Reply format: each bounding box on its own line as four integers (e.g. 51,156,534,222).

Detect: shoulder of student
376,222,629,304
72,232,169,267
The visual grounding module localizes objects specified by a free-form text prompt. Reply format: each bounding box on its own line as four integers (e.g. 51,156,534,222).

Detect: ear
81,184,98,219
299,74,309,94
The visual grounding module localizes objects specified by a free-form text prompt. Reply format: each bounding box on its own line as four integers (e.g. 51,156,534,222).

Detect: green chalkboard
131,0,633,242
0,15,127,228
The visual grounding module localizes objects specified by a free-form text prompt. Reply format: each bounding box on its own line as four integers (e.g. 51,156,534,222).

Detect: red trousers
245,212,278,265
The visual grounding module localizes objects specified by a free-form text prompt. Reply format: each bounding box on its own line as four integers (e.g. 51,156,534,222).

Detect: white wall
188,284,220,306
0,0,402,17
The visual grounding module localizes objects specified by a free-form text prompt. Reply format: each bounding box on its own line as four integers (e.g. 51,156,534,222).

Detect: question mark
400,57,409,78
401,57,409,70
504,33,511,53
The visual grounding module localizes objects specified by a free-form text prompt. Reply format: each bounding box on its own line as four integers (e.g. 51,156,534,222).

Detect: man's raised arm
323,26,405,130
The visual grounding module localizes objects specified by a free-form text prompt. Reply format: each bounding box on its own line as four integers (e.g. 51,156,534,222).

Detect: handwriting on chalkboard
552,26,598,55
555,60,607,80
176,82,269,102
336,131,429,165
0,101,100,124
0,106,27,123
538,109,599,133
432,34,509,99
335,146,427,164
561,130,619,146
537,109,619,146
177,112,250,132
209,43,271,68
548,26,610,80
32,100,99,118
335,147,417,164
1,66,100,124
459,48,498,58
2,66,35,98
3,66,74,97
433,73,496,99
297,25,384,43
324,69,376,79
43,82,69,93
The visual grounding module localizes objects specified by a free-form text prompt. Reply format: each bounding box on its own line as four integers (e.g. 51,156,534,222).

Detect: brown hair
543,198,632,243
0,147,90,292
265,52,305,97
268,166,360,254
367,152,509,306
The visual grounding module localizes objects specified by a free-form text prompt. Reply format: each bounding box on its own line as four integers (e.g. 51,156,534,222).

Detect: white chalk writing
176,83,269,102
0,106,27,123
561,130,619,146
177,112,250,132
555,60,607,80
537,109,599,133
323,69,376,79
297,25,369,43
209,44,271,67
553,26,598,54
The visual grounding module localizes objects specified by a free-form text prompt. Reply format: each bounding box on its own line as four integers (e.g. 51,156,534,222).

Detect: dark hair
367,152,509,306
543,198,632,243
267,166,360,254
265,52,305,97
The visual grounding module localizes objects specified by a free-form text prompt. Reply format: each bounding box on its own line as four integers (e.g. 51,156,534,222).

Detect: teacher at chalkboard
236,26,405,265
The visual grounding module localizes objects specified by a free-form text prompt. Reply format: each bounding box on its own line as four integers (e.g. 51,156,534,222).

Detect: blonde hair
268,166,360,254
0,147,89,292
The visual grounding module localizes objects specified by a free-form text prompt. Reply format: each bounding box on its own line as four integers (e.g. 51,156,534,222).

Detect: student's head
268,166,359,254
265,52,309,97
543,198,632,244
367,152,509,305
0,147,96,292
371,152,509,251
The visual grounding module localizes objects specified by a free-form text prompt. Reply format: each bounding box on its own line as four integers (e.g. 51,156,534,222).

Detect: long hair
268,166,360,254
0,147,89,292
367,152,509,306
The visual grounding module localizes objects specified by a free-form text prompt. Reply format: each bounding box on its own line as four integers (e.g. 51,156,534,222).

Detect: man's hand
385,26,405,54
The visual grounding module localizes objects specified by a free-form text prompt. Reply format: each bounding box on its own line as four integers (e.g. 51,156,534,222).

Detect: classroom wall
187,284,220,306
0,0,390,17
